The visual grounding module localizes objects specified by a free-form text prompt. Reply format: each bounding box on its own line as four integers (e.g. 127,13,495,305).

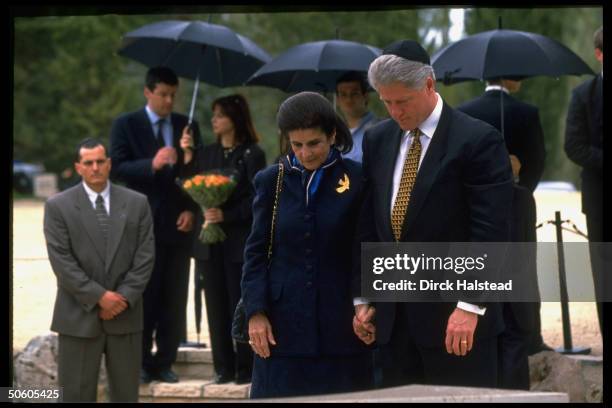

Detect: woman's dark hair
276,91,352,155
211,94,259,144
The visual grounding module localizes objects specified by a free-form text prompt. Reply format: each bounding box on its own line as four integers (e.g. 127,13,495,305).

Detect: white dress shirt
389,93,442,214
484,84,510,94
82,181,110,215
355,93,485,316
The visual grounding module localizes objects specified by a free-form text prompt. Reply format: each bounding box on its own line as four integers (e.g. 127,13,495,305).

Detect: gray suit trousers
58,332,142,402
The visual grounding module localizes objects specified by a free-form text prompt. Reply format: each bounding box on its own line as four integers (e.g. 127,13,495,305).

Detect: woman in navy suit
241,92,373,398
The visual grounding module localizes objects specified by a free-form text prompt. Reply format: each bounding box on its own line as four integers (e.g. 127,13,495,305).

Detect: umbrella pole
188,71,200,126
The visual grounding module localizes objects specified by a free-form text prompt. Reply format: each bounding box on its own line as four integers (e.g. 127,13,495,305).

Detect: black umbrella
431,25,594,139
118,19,272,124
431,28,594,85
246,39,382,93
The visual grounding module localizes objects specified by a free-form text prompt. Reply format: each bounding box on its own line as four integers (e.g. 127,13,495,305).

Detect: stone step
172,346,215,379
138,347,251,402
138,377,250,402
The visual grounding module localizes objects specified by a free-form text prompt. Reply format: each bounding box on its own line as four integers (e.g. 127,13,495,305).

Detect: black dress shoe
528,342,554,356
213,373,234,384
140,369,154,384
157,369,179,383
235,372,252,385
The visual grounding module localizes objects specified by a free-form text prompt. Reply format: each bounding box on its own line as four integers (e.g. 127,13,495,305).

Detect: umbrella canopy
431,28,594,85
118,20,271,123
246,39,382,92
118,20,272,86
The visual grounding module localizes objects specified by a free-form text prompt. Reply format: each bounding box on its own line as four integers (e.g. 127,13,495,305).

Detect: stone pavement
13,336,601,403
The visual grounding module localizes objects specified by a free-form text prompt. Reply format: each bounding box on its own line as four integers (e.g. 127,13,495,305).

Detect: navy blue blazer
109,108,201,246
458,90,546,193
241,153,368,357
356,101,514,347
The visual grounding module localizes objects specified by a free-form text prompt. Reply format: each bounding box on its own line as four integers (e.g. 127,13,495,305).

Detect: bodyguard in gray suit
44,138,155,402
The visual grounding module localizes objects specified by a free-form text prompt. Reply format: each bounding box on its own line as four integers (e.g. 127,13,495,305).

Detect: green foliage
13,8,432,170
12,7,601,185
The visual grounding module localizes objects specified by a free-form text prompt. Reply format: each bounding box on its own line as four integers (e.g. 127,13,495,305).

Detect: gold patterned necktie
391,128,422,241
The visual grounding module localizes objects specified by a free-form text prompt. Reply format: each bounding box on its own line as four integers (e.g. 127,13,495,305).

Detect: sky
449,8,465,42
423,8,466,50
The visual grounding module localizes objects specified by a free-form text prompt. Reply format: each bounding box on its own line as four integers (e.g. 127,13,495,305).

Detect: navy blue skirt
249,352,373,399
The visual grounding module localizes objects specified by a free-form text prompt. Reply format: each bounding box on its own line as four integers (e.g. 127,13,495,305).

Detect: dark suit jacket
109,108,201,246
357,101,514,346
182,141,267,262
457,90,546,193
564,74,603,219
506,184,538,332
44,183,155,338
242,154,369,357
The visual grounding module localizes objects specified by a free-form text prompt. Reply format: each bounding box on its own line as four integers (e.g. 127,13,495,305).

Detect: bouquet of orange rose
182,171,237,244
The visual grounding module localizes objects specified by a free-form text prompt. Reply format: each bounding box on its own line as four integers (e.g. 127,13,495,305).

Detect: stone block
151,380,204,398
203,382,251,399
529,351,586,402
176,347,213,363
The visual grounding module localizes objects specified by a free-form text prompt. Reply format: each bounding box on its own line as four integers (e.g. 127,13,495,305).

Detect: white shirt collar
82,181,110,210
485,85,510,94
145,105,168,125
408,92,443,139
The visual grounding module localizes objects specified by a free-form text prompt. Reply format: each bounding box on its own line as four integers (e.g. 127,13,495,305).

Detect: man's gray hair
368,54,436,91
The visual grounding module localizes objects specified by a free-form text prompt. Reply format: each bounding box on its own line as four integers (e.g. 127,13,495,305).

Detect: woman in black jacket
180,94,266,384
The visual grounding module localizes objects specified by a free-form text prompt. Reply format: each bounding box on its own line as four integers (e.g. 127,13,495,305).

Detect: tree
11,7,461,171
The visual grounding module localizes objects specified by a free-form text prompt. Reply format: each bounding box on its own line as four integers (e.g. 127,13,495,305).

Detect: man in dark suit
335,71,379,163
457,79,545,193
353,40,513,388
109,66,202,383
457,79,548,388
44,138,154,401
564,26,603,338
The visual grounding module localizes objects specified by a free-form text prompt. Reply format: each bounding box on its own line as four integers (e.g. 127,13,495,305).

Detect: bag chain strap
267,163,284,260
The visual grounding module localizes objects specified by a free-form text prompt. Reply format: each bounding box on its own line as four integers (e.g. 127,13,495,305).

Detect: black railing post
553,210,590,355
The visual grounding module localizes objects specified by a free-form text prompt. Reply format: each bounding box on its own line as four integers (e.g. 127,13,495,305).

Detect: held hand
445,308,478,356
176,210,195,232
248,312,277,358
353,304,376,345
180,126,194,151
180,126,194,164
152,147,178,171
98,291,128,317
99,309,115,321
204,208,224,224
509,154,521,179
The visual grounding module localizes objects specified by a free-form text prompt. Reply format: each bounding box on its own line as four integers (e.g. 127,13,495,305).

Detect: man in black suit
564,26,603,338
457,79,548,388
110,66,202,383
457,79,545,193
352,40,513,388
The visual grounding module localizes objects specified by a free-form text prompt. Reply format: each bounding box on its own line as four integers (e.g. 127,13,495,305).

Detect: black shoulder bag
232,162,284,343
